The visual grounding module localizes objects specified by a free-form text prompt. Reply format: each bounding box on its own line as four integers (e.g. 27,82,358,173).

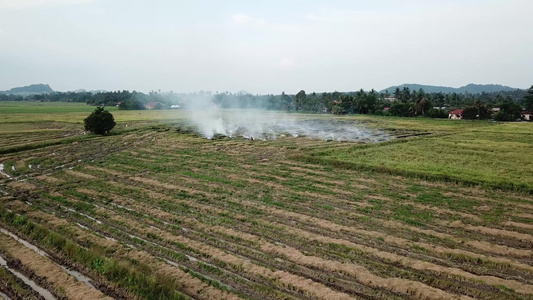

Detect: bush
498,102,522,120
389,102,410,117
331,105,345,114
462,105,491,120
494,111,513,121
84,106,116,135
118,98,145,110
462,106,478,120
427,108,448,118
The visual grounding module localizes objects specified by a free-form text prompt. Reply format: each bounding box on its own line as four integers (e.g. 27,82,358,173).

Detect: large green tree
84,106,116,135
294,90,307,111
413,89,432,116
499,101,522,120
524,85,533,111
389,102,410,117
118,98,145,110
463,99,491,120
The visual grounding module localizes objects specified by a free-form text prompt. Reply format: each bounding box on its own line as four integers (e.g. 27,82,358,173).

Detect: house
522,111,532,121
383,107,390,111
448,109,463,120
145,102,163,109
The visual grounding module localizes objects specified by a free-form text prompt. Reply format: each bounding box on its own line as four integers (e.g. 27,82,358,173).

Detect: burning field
0,111,533,300
186,109,391,142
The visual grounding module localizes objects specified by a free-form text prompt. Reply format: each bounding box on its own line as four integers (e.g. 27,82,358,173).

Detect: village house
448,109,463,120
145,102,164,109
522,111,532,121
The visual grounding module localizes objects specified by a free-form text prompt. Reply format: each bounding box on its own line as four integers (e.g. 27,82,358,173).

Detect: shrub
427,108,448,118
462,106,491,120
462,107,478,120
84,106,116,135
498,102,522,120
389,102,410,117
494,111,513,121
118,98,145,110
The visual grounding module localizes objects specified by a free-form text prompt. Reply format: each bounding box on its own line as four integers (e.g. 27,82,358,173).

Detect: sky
0,0,532,94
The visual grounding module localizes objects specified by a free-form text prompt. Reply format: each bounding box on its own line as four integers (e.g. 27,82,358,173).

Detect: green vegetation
380,83,518,94
1,107,533,300
299,121,533,192
84,106,116,135
2,83,531,119
525,85,533,111
0,101,116,114
0,207,186,300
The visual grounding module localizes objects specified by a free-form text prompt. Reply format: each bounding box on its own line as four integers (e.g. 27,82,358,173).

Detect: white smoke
184,96,390,142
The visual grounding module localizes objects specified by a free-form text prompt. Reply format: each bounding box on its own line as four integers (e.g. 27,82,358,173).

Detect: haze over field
0,0,532,94
2,1,533,300
187,108,390,142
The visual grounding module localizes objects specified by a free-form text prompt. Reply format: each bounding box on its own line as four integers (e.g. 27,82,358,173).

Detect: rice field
0,107,533,300
300,122,533,192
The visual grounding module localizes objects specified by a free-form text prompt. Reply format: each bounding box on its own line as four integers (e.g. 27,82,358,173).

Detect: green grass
2,106,533,300
0,101,189,123
0,206,187,300
299,121,533,192
340,114,498,132
0,101,114,114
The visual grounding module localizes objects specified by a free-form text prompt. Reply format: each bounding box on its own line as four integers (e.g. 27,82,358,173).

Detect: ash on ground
184,112,390,143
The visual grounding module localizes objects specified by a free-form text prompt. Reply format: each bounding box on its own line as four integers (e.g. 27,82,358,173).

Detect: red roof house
448,109,463,120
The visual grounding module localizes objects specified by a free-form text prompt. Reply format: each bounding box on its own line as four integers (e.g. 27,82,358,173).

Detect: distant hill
380,83,518,94
0,84,54,95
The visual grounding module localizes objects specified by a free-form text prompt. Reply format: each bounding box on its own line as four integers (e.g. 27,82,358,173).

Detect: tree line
1,86,532,120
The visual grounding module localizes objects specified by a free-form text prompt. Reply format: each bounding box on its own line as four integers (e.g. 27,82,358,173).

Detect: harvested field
1,112,533,299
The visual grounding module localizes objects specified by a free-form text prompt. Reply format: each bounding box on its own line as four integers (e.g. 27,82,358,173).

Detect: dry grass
1,116,533,299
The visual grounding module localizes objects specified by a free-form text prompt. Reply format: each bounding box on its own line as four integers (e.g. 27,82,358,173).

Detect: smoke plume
184,95,390,142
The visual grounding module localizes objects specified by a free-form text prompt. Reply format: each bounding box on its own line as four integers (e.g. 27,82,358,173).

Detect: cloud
0,0,94,9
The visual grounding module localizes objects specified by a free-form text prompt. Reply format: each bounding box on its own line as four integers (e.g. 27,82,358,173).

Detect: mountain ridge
0,83,54,95
380,83,519,94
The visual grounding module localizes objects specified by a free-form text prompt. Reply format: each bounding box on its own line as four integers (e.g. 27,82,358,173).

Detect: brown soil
446,220,533,243
280,225,533,295
83,165,123,177
35,175,64,184
504,221,533,230
7,181,37,191
64,170,97,180
129,176,217,197
516,213,533,219
108,211,355,300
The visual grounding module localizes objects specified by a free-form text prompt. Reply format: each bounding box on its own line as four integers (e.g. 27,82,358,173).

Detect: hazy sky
0,0,532,94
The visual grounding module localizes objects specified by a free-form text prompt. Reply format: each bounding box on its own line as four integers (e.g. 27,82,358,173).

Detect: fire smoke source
186,103,389,143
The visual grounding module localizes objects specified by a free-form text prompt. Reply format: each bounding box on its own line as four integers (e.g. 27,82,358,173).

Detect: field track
1,124,533,299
